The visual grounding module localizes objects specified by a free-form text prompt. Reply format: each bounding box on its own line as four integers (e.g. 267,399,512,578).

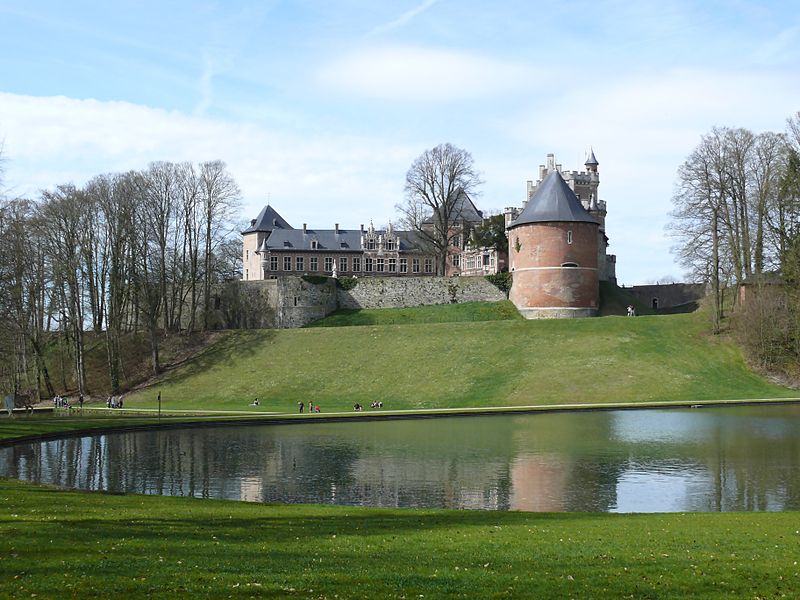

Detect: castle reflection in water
3,406,800,513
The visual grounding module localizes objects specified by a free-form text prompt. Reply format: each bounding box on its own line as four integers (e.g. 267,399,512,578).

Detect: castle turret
507,171,600,318
584,148,599,173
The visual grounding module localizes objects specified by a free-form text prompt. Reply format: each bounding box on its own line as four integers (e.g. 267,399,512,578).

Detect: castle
241,150,614,319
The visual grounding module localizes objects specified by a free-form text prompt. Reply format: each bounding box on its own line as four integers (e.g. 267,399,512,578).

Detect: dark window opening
561,262,578,268
652,298,659,310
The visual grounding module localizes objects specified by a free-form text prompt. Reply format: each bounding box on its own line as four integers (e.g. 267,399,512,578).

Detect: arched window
561,262,578,268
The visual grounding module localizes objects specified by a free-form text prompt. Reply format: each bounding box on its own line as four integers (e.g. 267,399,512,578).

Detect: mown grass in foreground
1,478,798,599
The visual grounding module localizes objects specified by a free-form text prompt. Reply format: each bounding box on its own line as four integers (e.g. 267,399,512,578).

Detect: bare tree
39,185,89,395
397,143,482,275
199,161,240,330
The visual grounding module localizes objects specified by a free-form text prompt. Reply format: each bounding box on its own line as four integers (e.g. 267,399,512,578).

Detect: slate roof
259,228,428,253
584,148,599,166
422,189,484,225
241,205,293,234
508,171,599,228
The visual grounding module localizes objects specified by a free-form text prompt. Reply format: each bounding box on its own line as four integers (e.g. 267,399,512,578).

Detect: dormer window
283,240,291,248
366,239,376,250
340,242,348,249
311,240,318,250
385,239,395,251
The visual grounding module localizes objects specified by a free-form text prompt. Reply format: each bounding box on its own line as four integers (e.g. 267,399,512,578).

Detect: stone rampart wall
337,276,505,310
623,283,706,309
209,276,505,328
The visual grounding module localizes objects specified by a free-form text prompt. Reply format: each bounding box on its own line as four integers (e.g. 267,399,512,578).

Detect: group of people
626,305,637,317
298,401,320,413
106,396,123,409
52,393,85,411
353,401,383,411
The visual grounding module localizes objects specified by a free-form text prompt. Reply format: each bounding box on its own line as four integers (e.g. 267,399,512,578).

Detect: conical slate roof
241,205,293,234
509,171,599,228
584,148,599,166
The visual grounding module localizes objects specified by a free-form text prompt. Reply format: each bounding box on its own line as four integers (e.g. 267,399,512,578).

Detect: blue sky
1,1,799,284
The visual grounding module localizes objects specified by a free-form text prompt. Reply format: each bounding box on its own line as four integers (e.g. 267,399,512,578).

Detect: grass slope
1,478,798,599
124,310,794,413
309,300,522,327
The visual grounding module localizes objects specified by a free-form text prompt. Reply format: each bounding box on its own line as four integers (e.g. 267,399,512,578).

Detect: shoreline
2,395,800,448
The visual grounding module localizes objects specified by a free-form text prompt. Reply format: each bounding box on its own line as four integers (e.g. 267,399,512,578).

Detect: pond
2,404,800,512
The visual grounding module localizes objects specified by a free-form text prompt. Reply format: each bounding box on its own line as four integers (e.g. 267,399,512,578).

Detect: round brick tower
508,171,600,318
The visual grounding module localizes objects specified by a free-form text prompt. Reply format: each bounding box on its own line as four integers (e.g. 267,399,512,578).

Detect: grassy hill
124,305,795,413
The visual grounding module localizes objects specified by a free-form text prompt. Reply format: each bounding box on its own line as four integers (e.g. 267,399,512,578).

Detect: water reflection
2,405,800,512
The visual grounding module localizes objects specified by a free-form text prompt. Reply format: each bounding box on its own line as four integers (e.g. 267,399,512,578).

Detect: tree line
0,159,242,399
670,111,800,371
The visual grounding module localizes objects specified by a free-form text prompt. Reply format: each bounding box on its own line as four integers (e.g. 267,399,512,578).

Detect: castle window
412,258,420,273
452,254,460,267
567,230,573,244
385,239,395,251
352,257,361,272
324,257,334,272
283,256,292,271
339,257,348,273
388,258,396,272
400,258,408,273
365,257,373,272
310,257,318,271
424,258,433,273
296,256,304,271
245,269,249,280
270,256,278,271
246,249,249,261
561,262,578,268
366,238,376,250
311,240,318,250
377,258,385,272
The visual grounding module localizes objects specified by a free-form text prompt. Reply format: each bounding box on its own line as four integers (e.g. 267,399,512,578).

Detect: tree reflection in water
2,405,800,512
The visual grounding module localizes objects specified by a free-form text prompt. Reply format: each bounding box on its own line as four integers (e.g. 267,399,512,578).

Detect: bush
485,272,512,294
336,277,359,290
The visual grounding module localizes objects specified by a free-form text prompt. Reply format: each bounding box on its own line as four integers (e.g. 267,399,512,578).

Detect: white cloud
0,92,417,228
317,45,533,101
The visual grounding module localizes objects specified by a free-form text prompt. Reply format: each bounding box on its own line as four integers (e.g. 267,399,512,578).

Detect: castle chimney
303,223,307,233
360,224,364,232
335,223,339,234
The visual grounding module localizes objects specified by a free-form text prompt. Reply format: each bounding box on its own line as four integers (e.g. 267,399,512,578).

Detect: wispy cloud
751,24,800,64
368,0,439,36
318,45,533,101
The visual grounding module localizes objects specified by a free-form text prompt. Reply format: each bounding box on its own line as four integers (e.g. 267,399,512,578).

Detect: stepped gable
241,205,293,234
509,171,598,228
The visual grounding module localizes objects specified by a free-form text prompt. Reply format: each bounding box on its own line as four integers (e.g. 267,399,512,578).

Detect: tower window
567,230,573,244
561,262,578,268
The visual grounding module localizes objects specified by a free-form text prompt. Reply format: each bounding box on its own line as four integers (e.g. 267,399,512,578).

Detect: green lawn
1,478,798,599
123,310,795,413
309,300,522,326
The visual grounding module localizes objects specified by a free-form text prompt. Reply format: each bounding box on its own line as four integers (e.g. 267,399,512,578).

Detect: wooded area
670,111,800,374
0,159,242,399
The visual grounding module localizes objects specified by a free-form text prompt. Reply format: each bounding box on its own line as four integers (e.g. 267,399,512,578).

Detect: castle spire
584,148,599,172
